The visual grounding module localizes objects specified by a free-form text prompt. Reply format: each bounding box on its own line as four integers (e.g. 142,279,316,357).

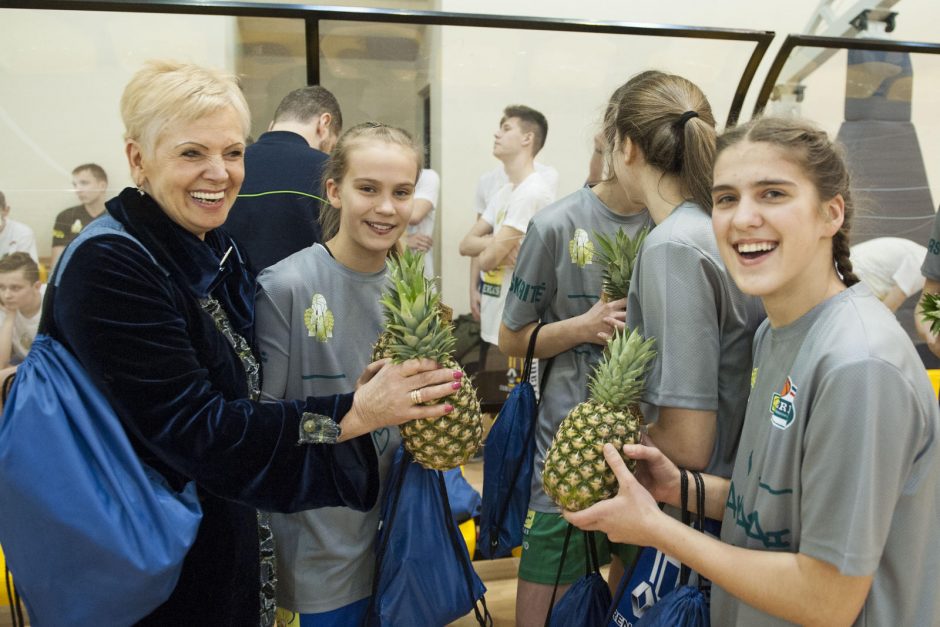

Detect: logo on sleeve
769,377,797,430
304,293,334,342
568,228,595,267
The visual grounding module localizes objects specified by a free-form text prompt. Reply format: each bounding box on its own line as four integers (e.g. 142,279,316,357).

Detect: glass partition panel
0,9,307,272
315,21,762,312
758,42,940,358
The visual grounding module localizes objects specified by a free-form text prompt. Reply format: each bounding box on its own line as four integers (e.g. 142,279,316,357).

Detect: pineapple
542,329,656,511
593,226,649,301
374,249,483,470
921,292,940,334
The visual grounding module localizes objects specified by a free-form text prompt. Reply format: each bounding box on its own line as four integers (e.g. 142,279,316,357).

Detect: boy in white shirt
0,252,45,367
460,105,555,346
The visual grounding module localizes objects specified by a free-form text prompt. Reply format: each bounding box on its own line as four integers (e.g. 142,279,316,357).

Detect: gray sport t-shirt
255,244,401,613
626,201,764,478
712,284,940,626
502,187,651,513
920,210,940,280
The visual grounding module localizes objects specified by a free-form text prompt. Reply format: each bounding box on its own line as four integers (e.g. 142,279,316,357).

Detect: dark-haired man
51,163,108,269
224,85,343,270
459,105,555,356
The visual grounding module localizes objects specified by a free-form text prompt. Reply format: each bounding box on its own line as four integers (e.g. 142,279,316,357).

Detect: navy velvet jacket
44,188,379,625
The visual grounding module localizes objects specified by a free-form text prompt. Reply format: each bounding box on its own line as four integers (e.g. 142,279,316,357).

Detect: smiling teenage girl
254,123,460,626
567,117,940,626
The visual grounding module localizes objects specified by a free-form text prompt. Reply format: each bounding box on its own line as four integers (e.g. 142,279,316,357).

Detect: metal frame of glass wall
754,33,940,116
1,0,775,128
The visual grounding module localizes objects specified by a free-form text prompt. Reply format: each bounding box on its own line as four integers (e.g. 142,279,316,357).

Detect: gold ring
410,389,422,405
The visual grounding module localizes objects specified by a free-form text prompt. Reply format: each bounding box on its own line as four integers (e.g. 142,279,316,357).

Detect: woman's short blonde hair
120,60,250,154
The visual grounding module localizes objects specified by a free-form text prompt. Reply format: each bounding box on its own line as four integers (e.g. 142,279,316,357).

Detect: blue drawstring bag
479,322,552,559
444,467,482,524
0,217,203,626
609,471,711,627
365,446,491,627
545,526,612,627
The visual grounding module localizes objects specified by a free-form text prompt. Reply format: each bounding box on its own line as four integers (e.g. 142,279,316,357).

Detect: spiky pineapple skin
399,358,483,470
372,318,483,470
374,241,485,471
542,401,643,511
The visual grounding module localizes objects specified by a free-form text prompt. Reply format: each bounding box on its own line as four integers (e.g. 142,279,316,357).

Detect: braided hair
716,117,859,287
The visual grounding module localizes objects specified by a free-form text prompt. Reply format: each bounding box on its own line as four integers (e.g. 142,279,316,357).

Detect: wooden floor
450,459,522,626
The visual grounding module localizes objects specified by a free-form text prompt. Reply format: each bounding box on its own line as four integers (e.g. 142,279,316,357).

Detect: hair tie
675,110,699,128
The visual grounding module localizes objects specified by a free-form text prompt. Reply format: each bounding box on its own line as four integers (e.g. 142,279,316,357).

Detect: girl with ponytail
567,117,940,626
605,70,763,478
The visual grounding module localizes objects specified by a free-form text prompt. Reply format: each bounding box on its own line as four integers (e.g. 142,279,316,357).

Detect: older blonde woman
44,60,460,625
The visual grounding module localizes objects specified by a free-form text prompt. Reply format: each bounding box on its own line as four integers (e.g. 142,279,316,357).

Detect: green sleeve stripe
237,190,326,202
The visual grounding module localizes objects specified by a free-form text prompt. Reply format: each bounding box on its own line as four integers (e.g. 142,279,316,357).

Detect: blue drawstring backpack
444,467,482,524
0,218,203,626
608,470,711,627
479,322,552,559
365,446,491,627
545,526,612,627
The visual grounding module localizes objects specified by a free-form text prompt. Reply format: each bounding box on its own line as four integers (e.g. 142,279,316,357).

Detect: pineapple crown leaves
921,292,940,335
592,226,650,301
588,327,656,408
380,249,456,362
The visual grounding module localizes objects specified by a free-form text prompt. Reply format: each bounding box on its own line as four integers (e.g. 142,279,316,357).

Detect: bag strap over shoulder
51,214,165,288
40,215,167,336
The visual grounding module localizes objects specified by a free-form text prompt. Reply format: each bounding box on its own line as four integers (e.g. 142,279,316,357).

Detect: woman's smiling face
711,140,843,306
128,106,245,239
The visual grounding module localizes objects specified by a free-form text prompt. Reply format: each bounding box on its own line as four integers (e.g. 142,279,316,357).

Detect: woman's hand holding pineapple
339,358,460,441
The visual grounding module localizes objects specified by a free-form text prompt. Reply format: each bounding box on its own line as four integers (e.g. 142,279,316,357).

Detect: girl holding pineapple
254,123,463,626
498,89,651,625
568,117,940,626
611,70,764,480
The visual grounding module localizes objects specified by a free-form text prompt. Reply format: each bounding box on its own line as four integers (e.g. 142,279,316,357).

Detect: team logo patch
304,293,334,342
568,228,595,267
769,377,797,430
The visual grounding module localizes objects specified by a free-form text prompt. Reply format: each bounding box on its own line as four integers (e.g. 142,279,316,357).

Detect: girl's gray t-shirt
712,284,940,626
255,244,400,613
502,187,651,513
626,201,764,478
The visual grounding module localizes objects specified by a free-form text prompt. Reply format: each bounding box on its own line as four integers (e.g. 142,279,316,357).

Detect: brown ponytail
717,117,859,287
602,70,717,211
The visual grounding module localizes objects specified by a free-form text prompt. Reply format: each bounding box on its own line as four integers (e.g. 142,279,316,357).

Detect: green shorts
518,510,612,585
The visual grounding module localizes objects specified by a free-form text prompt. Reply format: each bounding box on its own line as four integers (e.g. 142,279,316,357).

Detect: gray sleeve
800,359,927,576
502,221,555,331
920,212,940,280
627,241,721,414
255,270,293,401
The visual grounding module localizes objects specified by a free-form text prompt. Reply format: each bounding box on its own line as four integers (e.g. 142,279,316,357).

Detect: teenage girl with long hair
609,70,764,478
254,122,462,626
568,117,940,626
498,87,650,627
